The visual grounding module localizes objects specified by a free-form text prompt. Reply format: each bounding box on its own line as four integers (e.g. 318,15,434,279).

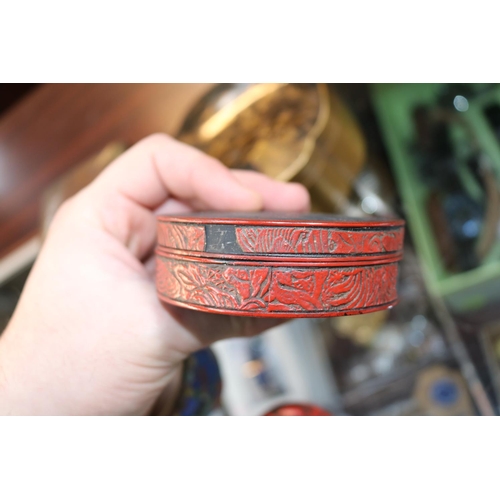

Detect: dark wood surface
0,83,213,259
0,84,40,115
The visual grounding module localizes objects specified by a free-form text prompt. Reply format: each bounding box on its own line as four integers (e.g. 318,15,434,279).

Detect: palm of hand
0,135,309,415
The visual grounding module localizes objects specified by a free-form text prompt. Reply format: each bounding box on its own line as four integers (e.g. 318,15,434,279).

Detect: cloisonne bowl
156,213,404,318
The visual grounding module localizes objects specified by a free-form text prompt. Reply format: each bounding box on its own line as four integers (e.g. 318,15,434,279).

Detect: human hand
0,134,309,415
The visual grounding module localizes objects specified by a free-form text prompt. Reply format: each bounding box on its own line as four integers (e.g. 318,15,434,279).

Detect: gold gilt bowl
177,83,367,213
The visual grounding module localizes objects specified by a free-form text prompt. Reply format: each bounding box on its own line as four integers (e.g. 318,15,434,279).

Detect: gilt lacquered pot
156,213,405,318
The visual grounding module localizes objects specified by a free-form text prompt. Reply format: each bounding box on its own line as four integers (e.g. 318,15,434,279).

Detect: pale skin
0,134,310,415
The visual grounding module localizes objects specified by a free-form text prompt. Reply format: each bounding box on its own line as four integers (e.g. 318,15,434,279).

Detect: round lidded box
156,213,405,318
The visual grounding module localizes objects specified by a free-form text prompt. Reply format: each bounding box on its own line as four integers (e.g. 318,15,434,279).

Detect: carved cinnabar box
156,213,405,318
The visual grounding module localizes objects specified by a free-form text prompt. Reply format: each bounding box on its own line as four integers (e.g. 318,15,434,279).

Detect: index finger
77,134,309,259
92,134,264,211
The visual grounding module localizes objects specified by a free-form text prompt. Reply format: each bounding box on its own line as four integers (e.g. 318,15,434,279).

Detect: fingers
91,134,264,212
232,170,310,213
74,134,311,260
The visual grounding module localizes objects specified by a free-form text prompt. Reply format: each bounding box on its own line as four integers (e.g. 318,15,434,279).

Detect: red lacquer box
264,404,332,416
156,213,405,318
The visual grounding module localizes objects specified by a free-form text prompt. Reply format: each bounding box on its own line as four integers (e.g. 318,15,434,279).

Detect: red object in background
264,404,332,416
156,212,404,318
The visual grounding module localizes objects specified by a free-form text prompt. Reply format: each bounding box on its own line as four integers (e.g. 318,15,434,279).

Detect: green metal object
372,83,500,312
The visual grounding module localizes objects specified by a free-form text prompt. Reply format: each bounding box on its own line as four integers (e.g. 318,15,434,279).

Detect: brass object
333,310,389,346
177,83,366,212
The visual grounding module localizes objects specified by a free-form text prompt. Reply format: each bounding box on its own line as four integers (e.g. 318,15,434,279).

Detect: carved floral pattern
236,226,404,255
157,223,205,251
157,222,403,256
156,256,398,314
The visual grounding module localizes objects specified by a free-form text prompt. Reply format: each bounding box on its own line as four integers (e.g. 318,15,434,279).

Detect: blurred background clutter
1,83,500,415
